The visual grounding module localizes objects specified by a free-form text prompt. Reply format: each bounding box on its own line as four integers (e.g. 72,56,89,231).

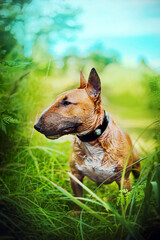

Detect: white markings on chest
75,141,116,183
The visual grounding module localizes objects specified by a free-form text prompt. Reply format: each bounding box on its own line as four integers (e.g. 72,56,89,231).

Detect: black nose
34,122,43,133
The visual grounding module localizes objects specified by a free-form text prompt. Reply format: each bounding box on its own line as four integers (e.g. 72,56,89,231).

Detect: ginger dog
34,68,140,201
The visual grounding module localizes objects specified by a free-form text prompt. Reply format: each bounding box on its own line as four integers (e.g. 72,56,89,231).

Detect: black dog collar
78,110,109,142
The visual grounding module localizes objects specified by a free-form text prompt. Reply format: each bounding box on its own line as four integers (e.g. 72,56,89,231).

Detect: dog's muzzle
34,113,82,139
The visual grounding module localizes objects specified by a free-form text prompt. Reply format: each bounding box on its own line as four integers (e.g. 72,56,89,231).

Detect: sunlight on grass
0,60,159,239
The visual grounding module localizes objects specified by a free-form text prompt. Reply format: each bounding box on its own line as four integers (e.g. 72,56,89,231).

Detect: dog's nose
34,122,43,133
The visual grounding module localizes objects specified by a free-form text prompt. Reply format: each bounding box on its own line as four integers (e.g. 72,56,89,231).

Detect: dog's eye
63,100,72,106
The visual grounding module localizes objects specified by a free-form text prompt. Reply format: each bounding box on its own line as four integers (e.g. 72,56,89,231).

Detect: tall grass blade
41,176,108,223
68,172,145,240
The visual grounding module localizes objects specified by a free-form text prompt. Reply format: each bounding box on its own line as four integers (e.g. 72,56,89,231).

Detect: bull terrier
34,68,140,203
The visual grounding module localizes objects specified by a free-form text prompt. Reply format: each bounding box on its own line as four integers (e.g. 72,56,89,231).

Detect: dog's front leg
70,170,84,211
70,173,84,197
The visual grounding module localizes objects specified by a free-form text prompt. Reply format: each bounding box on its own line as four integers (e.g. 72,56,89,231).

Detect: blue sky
57,0,160,69
13,0,160,69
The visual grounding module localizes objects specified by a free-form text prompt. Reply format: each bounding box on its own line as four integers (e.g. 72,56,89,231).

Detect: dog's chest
75,142,116,183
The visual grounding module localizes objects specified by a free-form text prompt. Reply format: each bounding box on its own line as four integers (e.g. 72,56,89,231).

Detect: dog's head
34,68,103,139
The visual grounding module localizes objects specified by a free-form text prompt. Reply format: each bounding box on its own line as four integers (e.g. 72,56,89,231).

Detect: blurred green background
0,1,160,239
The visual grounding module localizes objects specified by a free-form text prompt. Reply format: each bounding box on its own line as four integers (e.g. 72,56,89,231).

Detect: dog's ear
86,68,101,101
79,70,87,89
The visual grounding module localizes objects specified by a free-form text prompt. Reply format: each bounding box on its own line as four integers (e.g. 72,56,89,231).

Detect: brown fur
34,68,141,206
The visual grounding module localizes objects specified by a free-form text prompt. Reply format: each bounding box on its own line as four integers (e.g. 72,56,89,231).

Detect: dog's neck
77,109,109,142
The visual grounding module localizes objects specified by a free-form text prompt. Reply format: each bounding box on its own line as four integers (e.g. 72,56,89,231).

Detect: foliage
143,74,160,145
144,74,160,115
0,0,160,239
0,56,159,239
0,0,81,58
87,51,119,73
0,0,32,58
0,52,159,240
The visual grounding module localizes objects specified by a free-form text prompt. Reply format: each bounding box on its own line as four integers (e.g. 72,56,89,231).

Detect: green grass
0,63,160,240
0,129,159,239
